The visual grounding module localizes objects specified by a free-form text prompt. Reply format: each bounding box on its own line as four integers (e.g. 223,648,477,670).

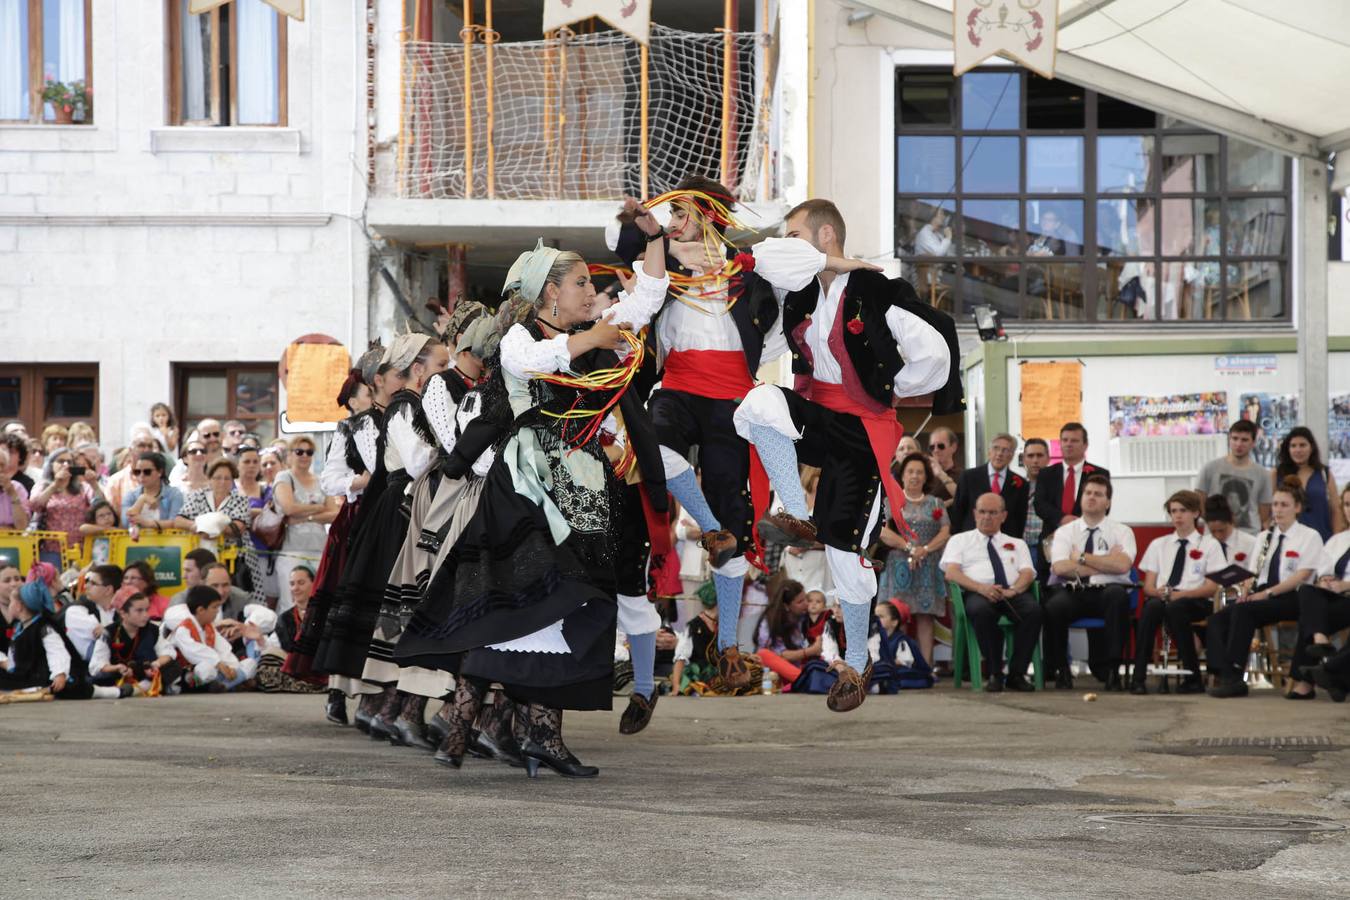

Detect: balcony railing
398,23,775,202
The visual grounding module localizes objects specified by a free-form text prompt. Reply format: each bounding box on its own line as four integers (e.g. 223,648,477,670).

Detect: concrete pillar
1297,156,1330,449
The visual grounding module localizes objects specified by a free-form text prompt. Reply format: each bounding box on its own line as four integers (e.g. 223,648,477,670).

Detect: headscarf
445,300,487,344
357,341,386,383
26,561,57,588
456,315,497,359
502,239,563,304
19,580,56,616
381,333,432,373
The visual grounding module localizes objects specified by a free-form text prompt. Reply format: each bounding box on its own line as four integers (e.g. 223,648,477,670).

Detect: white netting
399,24,771,202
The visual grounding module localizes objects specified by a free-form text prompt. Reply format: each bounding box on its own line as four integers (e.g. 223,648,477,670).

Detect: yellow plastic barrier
0,530,40,576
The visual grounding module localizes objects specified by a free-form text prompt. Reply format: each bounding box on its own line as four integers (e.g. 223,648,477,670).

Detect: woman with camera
30,446,107,546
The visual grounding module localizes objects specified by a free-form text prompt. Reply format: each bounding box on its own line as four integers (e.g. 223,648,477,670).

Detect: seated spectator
941,493,1043,692
0,444,30,530
275,565,315,653
1306,641,1350,703
868,599,933,692
256,568,326,693
3,432,35,493
172,437,210,492
62,564,123,663
803,590,832,644
121,561,170,620
0,562,25,646
168,585,256,692
1045,474,1135,691
222,420,248,457
30,447,107,546
106,426,164,514
121,451,186,538
168,548,220,606
88,591,180,694
1131,491,1224,695
754,579,817,663
175,457,265,604
201,560,250,628
1203,494,1258,564
0,580,122,699
670,582,762,696
1207,477,1324,698
40,423,68,455
78,501,120,566
1287,485,1350,699
149,403,180,458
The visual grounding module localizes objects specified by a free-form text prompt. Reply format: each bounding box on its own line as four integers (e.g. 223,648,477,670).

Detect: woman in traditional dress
398,217,669,778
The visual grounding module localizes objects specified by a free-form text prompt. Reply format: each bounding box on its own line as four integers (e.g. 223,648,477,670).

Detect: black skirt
284,497,359,678
313,469,412,679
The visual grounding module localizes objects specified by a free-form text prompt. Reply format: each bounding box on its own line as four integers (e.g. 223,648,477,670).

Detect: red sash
176,617,217,668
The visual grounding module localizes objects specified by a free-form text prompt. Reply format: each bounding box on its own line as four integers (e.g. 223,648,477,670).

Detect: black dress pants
1131,596,1211,681
962,589,1043,679
1206,592,1299,680
1043,584,1131,677
1293,585,1350,680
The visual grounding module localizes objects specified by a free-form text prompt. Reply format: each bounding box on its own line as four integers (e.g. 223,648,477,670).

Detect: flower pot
53,106,74,125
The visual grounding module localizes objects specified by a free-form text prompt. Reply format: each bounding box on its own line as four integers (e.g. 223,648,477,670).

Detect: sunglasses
291,448,314,457
227,429,245,436
930,442,948,450
186,448,207,456
200,431,221,439
133,468,157,476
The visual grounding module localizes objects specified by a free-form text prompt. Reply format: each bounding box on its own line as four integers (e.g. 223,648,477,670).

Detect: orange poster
284,342,350,424
1019,360,1082,443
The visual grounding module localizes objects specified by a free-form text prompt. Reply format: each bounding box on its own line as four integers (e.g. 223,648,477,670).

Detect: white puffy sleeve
422,376,460,454
601,268,670,331
89,636,110,674
43,630,71,679
751,237,826,292
63,605,98,654
387,406,438,481
673,626,694,663
501,323,572,381
319,428,356,498
884,306,951,398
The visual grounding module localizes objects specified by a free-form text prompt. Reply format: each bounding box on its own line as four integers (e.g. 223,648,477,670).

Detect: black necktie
1219,539,1228,561
1167,538,1188,588
987,536,1009,588
1265,532,1285,588
1335,546,1350,580
1083,527,1098,556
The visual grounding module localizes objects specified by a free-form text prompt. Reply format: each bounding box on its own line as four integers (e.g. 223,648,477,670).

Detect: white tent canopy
851,0,1350,160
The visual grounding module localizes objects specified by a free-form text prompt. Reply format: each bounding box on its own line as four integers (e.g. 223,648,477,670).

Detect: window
0,0,91,123
174,363,278,442
166,0,286,126
0,364,98,433
895,66,1291,324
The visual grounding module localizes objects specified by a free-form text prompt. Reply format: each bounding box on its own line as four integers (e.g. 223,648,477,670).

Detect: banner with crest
954,0,1058,79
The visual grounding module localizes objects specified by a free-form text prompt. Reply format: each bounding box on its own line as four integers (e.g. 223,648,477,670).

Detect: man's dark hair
785,198,848,249
186,548,218,570
1060,422,1088,441
1024,437,1049,452
2,432,25,458
1082,471,1112,499
185,584,221,614
91,564,123,591
201,562,230,581
1204,493,1235,524
1230,419,1258,438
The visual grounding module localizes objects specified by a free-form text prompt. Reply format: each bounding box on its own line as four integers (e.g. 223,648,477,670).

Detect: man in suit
1033,422,1110,536
951,432,1029,538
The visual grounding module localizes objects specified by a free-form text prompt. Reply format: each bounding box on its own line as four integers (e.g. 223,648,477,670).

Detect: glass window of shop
894,68,1291,323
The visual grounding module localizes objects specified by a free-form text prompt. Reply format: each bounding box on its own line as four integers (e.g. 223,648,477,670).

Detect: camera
69,465,86,476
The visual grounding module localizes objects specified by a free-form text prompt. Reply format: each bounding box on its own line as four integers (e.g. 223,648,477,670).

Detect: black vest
5,614,87,687
782,270,964,415
338,409,379,475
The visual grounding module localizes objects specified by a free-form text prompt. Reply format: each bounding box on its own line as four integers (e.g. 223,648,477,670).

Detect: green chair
949,581,1044,692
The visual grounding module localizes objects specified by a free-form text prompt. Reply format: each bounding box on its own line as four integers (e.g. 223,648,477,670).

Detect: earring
552,302,558,317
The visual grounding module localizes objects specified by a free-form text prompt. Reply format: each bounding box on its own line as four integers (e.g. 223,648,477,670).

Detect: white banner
954,0,1058,79
189,0,305,21
543,0,652,44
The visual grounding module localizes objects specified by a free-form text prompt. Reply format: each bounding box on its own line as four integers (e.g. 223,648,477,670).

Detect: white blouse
319,416,379,502
386,404,438,480
1251,521,1325,588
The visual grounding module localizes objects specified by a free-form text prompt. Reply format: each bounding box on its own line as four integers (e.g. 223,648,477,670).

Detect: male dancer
608,181,876,688
732,199,962,711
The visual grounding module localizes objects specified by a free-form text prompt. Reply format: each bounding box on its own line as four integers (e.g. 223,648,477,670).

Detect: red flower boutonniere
732,251,756,273
1286,550,1299,559
1189,549,1203,560
1234,552,1247,562
931,508,943,520
846,311,864,334
1002,542,1015,551
1009,475,1023,488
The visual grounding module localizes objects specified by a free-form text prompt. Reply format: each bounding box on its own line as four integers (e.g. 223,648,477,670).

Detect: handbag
252,493,286,551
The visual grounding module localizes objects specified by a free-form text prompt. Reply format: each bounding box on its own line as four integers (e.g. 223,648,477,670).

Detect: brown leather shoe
756,509,817,548
826,659,873,713
717,646,754,691
618,691,658,735
700,529,738,569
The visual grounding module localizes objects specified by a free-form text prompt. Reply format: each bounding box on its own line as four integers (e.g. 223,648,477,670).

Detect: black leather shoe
1128,680,1148,695
520,740,599,779
1004,674,1035,692
325,690,349,726
473,730,526,768
353,709,372,734
1055,669,1074,690
426,713,451,747
368,715,395,741
1176,676,1205,694
1306,643,1337,662
618,691,659,734
1284,688,1316,700
1105,671,1125,692
389,718,435,751
1308,664,1348,703
1207,678,1249,698
983,675,1005,693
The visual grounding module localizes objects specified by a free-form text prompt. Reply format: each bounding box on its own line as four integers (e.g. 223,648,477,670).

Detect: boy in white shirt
172,586,256,691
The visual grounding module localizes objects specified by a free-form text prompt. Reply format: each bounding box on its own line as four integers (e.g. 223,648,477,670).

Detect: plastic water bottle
761,668,774,695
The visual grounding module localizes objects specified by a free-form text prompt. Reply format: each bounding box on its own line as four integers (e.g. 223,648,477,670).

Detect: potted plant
40,77,91,124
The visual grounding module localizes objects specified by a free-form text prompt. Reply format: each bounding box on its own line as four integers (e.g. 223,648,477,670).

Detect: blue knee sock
628,631,656,700
748,424,808,518
715,572,742,650
667,467,721,533
841,601,871,672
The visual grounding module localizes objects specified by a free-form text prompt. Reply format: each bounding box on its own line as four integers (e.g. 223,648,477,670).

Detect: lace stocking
521,704,575,761
357,692,384,718
398,693,428,724
377,686,402,721
439,677,487,759
431,699,453,727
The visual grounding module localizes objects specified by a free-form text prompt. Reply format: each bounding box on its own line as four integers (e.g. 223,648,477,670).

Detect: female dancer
398,223,669,777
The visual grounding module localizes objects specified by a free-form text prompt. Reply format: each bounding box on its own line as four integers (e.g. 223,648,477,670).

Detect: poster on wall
1328,394,1350,485
1238,392,1298,469
1019,361,1082,454
1108,393,1229,438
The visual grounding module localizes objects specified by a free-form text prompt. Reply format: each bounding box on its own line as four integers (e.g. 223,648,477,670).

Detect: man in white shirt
1045,473,1136,691
940,493,1043,692
733,199,960,713
1131,491,1225,695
